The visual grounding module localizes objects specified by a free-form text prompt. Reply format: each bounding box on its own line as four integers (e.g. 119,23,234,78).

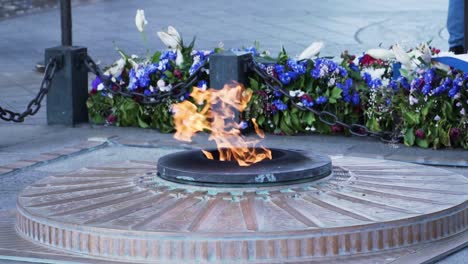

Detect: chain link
247,58,402,143
83,55,207,104
0,57,58,122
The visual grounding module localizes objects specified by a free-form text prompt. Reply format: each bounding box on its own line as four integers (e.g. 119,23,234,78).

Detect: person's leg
447,0,464,53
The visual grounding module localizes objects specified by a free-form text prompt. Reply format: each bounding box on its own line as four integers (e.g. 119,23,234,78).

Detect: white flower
167,26,181,43
160,84,173,92
418,43,432,64
104,58,126,77
297,41,324,61
176,49,184,66
392,44,413,69
157,26,181,49
328,78,336,87
97,83,105,91
461,108,466,116
456,102,462,107
157,79,166,88
135,9,148,33
409,95,419,105
434,115,441,121
366,48,395,60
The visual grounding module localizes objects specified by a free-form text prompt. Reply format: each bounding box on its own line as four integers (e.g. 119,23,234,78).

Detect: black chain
83,55,207,104
0,57,59,122
248,58,401,143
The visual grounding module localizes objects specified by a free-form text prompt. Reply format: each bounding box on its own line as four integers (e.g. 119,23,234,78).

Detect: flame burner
157,148,332,187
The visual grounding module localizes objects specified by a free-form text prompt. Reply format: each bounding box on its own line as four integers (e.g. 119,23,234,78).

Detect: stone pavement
0,0,466,263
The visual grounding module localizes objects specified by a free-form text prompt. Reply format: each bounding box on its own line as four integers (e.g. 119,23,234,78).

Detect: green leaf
291,112,301,131
421,101,432,117
151,51,161,63
416,138,429,148
304,111,315,125
164,70,174,78
404,128,415,146
280,120,294,135
404,111,420,126
256,115,265,127
331,87,342,99
273,113,280,126
249,78,259,90
138,117,149,128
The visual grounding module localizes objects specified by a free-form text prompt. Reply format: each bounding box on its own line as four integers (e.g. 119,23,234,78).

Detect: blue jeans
447,0,464,48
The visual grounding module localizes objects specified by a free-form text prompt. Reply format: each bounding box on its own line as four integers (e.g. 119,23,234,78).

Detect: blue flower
421,84,432,95
91,76,102,90
368,78,382,89
287,59,307,74
352,93,360,106
189,60,205,75
349,62,359,72
388,80,399,91
161,50,177,61
197,80,207,88
278,73,291,85
144,89,152,96
301,98,314,108
316,96,328,104
337,66,347,77
274,64,285,74
398,76,410,90
127,68,138,90
448,86,460,98
423,68,435,85
273,99,287,111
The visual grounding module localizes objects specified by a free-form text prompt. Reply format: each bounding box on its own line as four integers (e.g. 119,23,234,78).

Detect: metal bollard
45,46,88,126
209,50,252,89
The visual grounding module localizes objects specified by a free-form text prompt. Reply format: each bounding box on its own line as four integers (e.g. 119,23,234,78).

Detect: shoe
449,45,464,54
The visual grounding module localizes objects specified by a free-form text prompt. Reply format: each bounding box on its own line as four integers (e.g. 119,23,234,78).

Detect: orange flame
172,83,272,166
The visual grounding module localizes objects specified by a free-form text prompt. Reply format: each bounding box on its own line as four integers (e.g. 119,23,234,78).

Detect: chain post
45,46,88,125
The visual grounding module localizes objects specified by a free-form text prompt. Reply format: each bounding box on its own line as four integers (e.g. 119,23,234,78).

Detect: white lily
392,44,413,69
167,26,181,43
418,43,432,64
157,26,181,49
366,48,395,60
104,58,126,77
175,49,184,66
298,41,324,61
135,9,148,33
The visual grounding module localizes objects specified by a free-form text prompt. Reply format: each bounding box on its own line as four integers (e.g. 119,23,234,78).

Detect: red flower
90,89,97,95
106,114,117,124
450,128,461,142
331,124,344,133
359,54,385,67
174,69,183,79
415,129,425,139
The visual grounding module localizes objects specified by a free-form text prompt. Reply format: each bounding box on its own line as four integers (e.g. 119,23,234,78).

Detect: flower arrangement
87,9,467,149
87,9,215,132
